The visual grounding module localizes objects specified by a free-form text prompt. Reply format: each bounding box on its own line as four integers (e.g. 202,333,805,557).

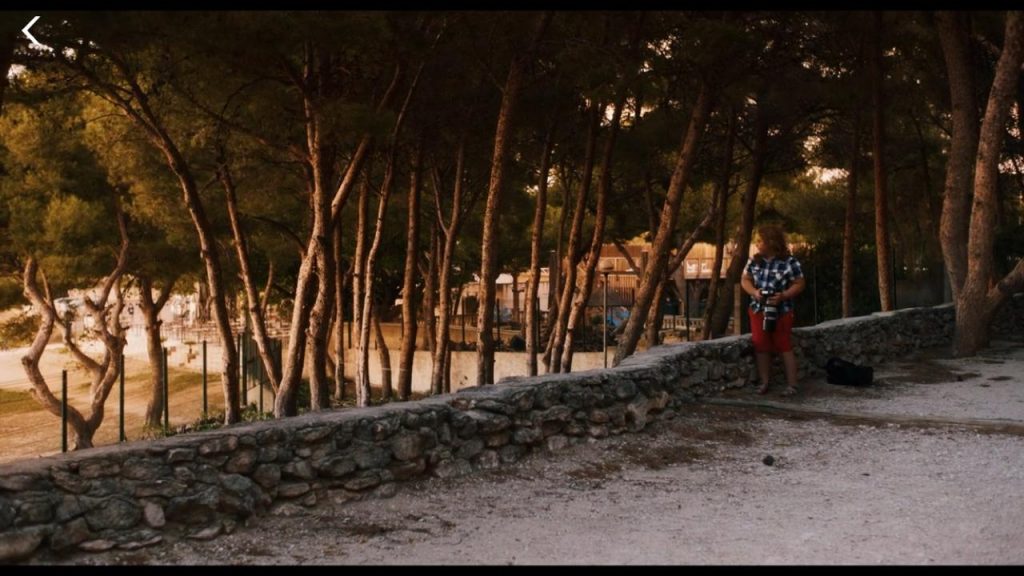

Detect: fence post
162,346,169,434
119,352,125,442
240,330,246,405
61,370,68,453
202,340,208,418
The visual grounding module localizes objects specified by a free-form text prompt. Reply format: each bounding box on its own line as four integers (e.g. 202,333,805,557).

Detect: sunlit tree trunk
549,103,601,374
563,93,627,372
422,220,439,356
526,118,556,376
138,275,175,430
373,310,393,400
333,221,346,400
217,157,280,394
935,11,978,306
477,11,552,385
702,110,736,339
938,11,1024,355
615,81,713,366
398,142,423,401
358,160,397,405
709,103,767,338
870,11,894,312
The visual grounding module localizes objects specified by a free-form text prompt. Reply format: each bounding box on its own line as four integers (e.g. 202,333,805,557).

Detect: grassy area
0,387,37,415
0,353,420,464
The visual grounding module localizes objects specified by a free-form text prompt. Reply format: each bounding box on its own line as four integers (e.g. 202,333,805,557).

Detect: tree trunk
549,103,601,374
950,12,1024,356
614,81,714,366
19,209,129,449
477,12,551,386
358,160,396,406
398,142,423,401
308,246,335,411
373,310,393,400
275,46,334,417
218,158,281,394
541,166,572,372
431,140,468,395
644,277,667,349
352,170,371,368
562,94,627,373
871,11,894,312
702,109,736,339
935,11,978,305
139,276,175,431
55,38,242,424
526,117,557,377
333,221,346,400
708,104,768,338
21,259,91,448
422,220,439,356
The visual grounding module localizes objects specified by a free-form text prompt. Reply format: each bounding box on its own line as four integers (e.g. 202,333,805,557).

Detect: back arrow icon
22,16,41,46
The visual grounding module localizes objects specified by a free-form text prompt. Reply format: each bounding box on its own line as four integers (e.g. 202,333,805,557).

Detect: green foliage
0,309,38,350
0,278,23,311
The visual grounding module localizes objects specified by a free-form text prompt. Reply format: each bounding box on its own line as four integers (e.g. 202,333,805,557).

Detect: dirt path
26,340,1024,565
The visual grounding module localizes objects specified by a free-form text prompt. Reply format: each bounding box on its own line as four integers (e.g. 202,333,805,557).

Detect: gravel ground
28,340,1024,565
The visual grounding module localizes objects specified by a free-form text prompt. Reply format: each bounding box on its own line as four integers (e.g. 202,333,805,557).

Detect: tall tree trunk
871,11,894,312
477,11,552,386
431,140,469,395
936,11,979,305
356,56,426,404
352,170,371,368
562,94,627,372
358,160,396,406
615,81,714,366
274,59,404,417
55,37,242,424
422,219,439,356
138,276,175,431
526,117,557,376
549,103,602,374
308,246,335,411
541,164,573,371
708,104,768,338
644,277,668,349
276,46,333,417
333,221,346,400
702,109,737,340
843,107,863,318
947,12,1024,355
217,158,281,393
398,142,423,401
373,310,393,400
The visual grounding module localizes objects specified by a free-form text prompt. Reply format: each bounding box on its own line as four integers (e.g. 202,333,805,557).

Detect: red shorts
748,308,794,354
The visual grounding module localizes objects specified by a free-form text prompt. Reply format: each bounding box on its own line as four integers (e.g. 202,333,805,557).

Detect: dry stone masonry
1,298,1019,562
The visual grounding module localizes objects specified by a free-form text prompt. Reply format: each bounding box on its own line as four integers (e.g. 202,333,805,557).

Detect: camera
761,289,778,333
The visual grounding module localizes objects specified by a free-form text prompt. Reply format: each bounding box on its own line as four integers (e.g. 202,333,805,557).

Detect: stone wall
1,300,1016,562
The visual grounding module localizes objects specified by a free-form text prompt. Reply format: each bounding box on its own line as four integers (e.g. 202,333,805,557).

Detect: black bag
825,357,874,387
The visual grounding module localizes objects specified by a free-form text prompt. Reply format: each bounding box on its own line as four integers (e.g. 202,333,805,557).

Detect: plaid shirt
745,254,804,314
